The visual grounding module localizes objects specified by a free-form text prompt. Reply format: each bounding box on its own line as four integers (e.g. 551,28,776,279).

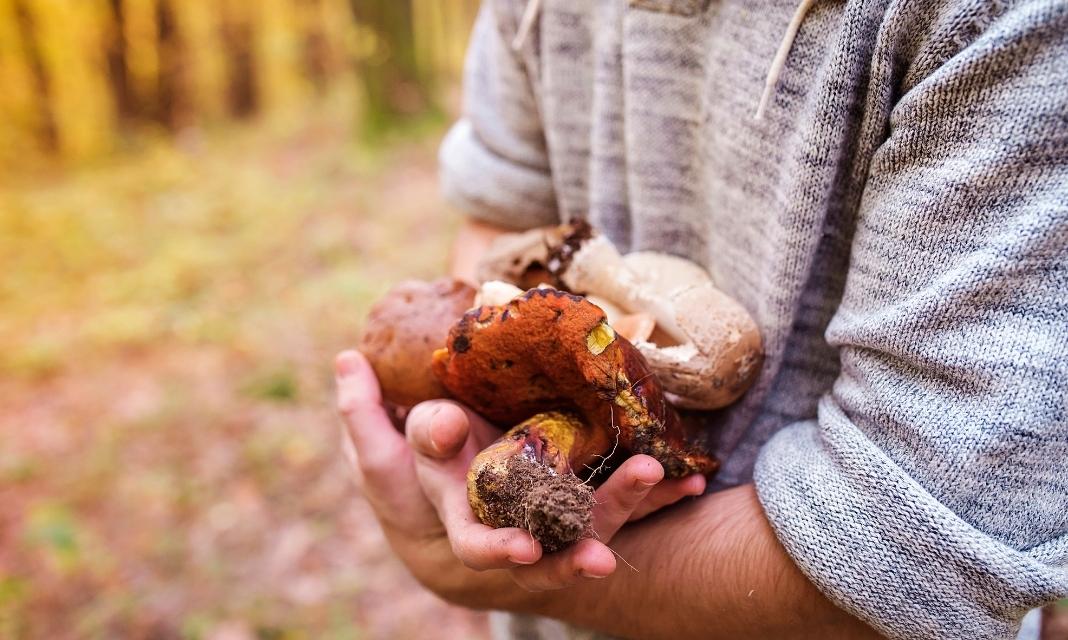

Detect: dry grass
0,116,487,639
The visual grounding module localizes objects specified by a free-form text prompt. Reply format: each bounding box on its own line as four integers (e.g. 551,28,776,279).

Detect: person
336,0,1068,638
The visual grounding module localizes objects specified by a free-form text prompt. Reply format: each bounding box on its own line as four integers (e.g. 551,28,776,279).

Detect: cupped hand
336,349,705,602
400,385,706,592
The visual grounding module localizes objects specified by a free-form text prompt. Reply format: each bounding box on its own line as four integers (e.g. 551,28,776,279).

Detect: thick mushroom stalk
467,411,594,553
477,223,764,410
433,288,718,551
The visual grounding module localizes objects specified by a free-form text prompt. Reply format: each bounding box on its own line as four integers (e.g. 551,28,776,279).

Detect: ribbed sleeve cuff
439,119,559,230
753,399,1068,640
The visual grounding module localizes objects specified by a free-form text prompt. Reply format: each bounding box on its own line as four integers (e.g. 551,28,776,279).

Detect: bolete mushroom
431,288,718,551
357,277,476,407
477,222,764,409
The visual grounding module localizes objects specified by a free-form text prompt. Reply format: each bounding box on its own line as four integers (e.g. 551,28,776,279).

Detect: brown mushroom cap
358,278,476,407
432,288,718,478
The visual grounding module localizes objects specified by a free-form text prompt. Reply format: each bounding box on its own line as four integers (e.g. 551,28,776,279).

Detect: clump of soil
523,475,595,553
475,456,594,553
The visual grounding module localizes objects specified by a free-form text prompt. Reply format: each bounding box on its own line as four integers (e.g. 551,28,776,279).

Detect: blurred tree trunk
11,0,57,151
157,0,192,130
104,0,134,121
218,0,257,117
351,1,435,134
16,0,115,160
168,0,228,124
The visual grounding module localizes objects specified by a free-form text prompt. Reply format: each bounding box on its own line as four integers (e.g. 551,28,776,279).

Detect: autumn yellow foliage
0,0,478,168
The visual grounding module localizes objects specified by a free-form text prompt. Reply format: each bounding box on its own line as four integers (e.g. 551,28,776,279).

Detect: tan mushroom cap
357,278,476,407
635,281,764,410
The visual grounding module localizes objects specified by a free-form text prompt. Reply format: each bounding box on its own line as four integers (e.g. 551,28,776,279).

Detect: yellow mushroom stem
467,411,595,553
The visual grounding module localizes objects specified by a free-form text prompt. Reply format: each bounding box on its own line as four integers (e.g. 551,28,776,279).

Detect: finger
591,455,663,541
339,426,366,492
407,400,503,460
406,401,472,460
403,401,544,569
509,539,617,592
335,350,413,487
439,487,544,569
628,474,706,522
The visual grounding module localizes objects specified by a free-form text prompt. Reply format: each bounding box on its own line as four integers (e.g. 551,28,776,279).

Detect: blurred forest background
0,0,490,638
2,1,1066,639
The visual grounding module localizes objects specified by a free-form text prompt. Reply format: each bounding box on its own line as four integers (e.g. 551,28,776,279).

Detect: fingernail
578,569,607,579
509,555,537,565
427,406,445,453
636,479,658,489
336,351,362,377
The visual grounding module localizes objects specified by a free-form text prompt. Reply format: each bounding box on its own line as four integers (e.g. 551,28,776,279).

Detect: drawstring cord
512,0,543,51
755,0,817,120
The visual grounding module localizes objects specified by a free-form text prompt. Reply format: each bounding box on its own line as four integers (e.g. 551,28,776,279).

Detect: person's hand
336,349,706,605
337,349,523,609
403,395,707,592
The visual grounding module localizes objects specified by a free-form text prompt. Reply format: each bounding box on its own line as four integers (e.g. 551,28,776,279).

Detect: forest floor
0,116,488,639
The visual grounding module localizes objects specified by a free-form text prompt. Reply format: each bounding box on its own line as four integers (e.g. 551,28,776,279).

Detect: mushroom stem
467,411,596,553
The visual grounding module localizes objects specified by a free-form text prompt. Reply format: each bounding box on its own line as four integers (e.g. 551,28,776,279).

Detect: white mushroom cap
475,280,525,307
563,242,763,410
476,227,552,285
635,282,763,409
622,251,712,296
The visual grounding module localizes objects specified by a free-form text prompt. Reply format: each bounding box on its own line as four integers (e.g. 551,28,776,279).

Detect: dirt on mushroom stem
466,411,597,552
475,456,594,554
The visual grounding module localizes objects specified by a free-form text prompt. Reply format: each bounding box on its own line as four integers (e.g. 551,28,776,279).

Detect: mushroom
357,277,476,407
432,288,718,551
476,222,764,409
357,246,751,551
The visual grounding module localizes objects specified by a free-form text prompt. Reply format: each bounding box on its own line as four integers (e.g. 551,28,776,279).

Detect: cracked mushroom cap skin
431,288,719,478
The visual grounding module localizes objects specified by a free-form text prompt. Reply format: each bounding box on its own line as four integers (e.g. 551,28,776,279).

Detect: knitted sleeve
754,2,1068,638
439,0,558,230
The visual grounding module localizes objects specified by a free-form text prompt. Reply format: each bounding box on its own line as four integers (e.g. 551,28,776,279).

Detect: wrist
448,218,510,284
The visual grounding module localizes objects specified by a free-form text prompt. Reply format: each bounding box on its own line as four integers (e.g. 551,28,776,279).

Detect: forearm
526,485,879,640
448,218,509,284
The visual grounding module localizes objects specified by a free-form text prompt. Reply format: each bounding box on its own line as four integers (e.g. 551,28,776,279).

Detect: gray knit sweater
438,1,1068,638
